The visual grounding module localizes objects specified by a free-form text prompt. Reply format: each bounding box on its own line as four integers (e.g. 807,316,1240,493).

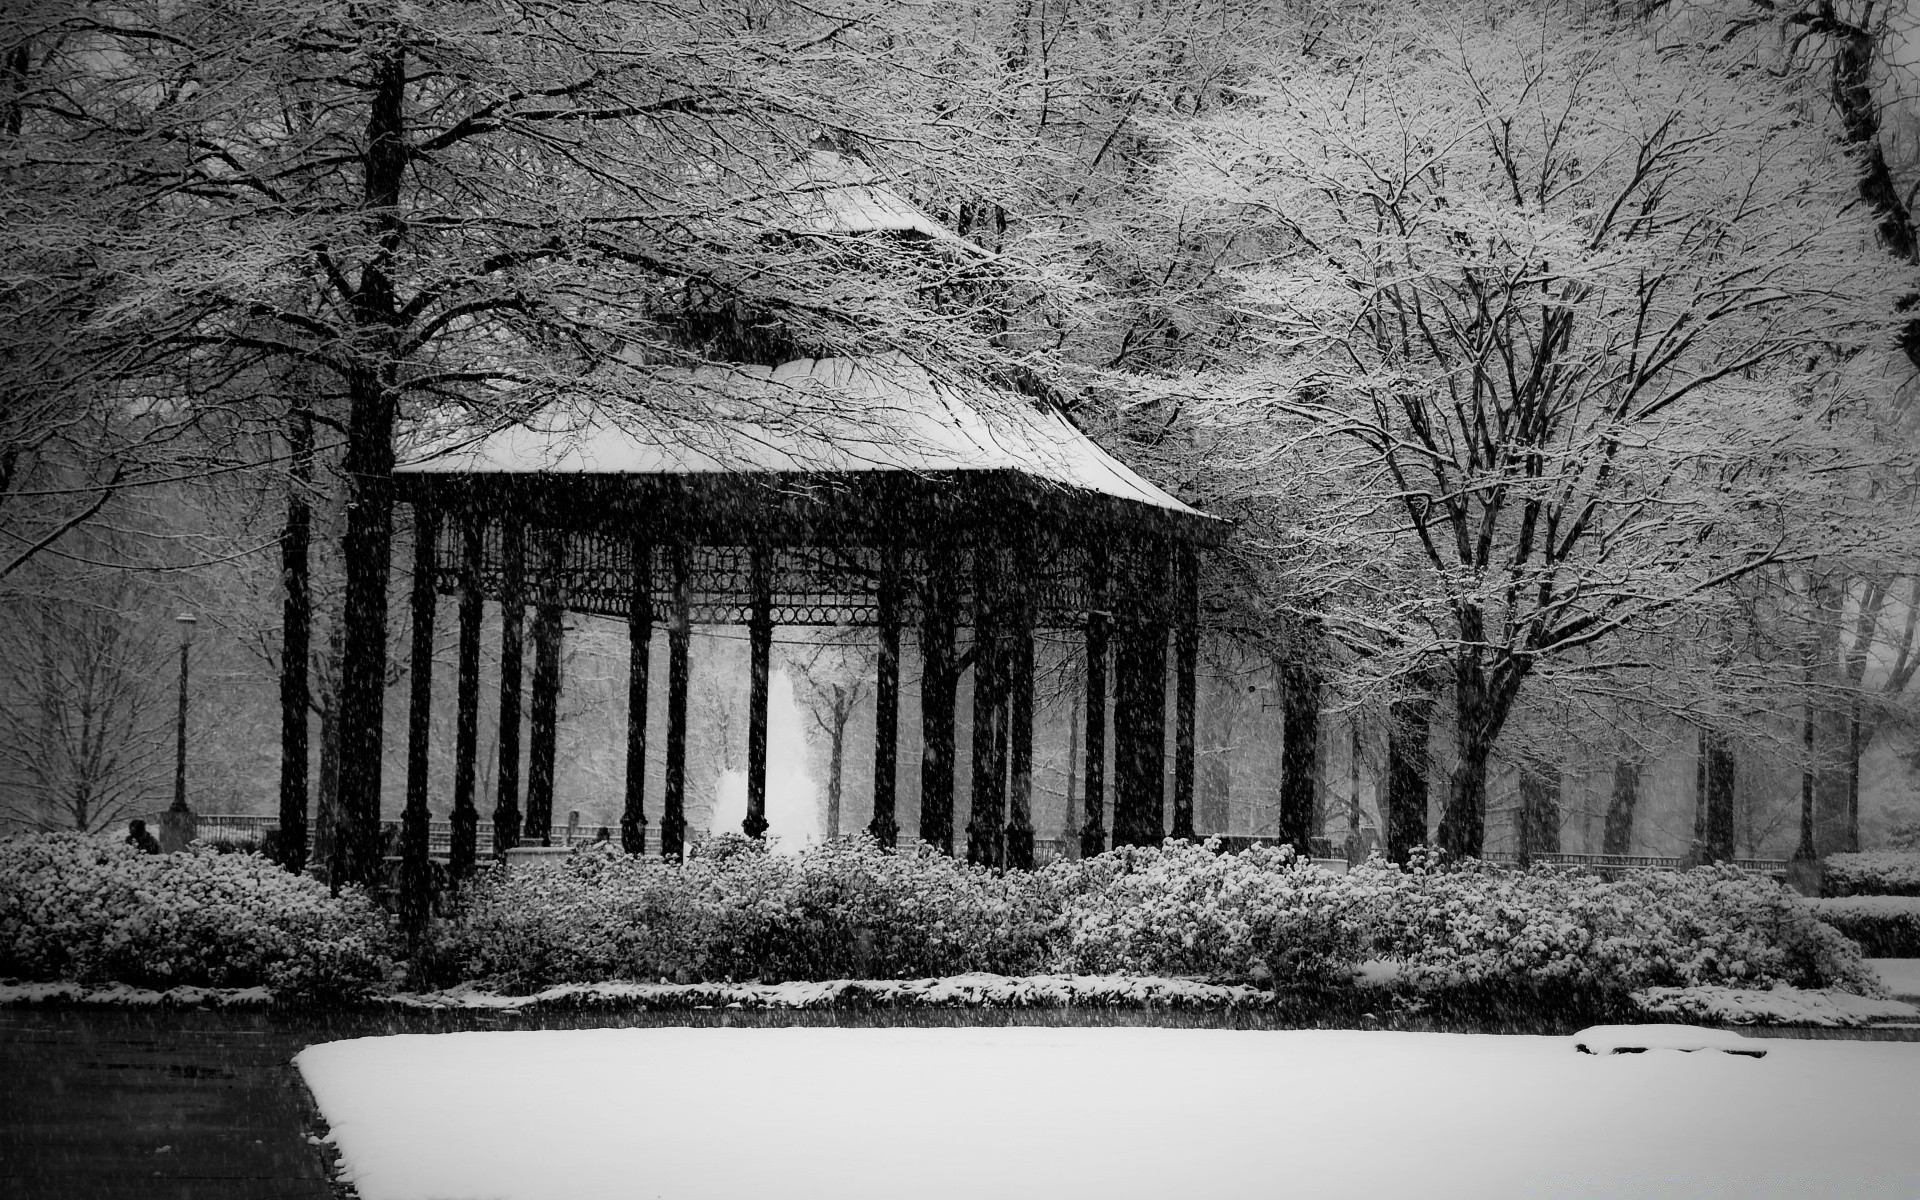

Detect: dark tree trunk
1170,546,1198,842
334,45,409,887
400,505,437,933
1516,757,1560,867
1602,759,1638,857
661,545,691,860
450,516,482,878
493,519,525,854
622,535,652,856
1112,619,1166,848
1278,658,1318,855
1846,697,1862,853
1703,731,1737,864
868,546,900,847
825,699,846,839
1079,548,1108,859
1005,587,1035,871
918,553,959,855
524,603,561,845
1385,688,1432,866
276,404,313,872
744,545,772,839
967,547,1005,868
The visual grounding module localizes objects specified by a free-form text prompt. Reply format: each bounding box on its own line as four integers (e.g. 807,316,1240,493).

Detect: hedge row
1823,851,1920,898
1804,896,1920,957
0,834,397,1001
436,836,1882,999
2,832,1883,1004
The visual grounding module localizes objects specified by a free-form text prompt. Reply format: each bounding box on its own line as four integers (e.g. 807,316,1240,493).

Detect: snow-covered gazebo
383,152,1222,912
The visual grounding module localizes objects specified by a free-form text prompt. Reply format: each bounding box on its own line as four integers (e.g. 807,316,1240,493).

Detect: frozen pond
298,1025,1920,1200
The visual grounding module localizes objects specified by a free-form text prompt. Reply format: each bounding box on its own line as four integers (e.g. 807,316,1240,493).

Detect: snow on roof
396,353,1211,521
769,150,970,246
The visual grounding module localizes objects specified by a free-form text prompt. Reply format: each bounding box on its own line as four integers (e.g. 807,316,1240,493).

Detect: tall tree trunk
1061,682,1081,851
1278,658,1318,855
1602,759,1638,857
276,404,313,872
1385,686,1432,865
826,693,846,839
334,44,409,887
1703,731,1737,864
1517,757,1561,867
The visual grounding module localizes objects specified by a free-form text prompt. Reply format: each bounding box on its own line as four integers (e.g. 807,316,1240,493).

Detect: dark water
3,1003,1913,1199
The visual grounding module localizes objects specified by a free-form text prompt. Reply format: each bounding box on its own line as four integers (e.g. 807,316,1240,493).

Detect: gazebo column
449,512,483,878
1171,544,1199,842
967,547,1005,868
918,555,958,855
662,544,691,860
524,533,565,846
1113,544,1168,847
744,545,773,840
400,503,438,929
868,545,902,848
492,517,526,854
1005,549,1035,870
622,534,652,855
1080,546,1109,859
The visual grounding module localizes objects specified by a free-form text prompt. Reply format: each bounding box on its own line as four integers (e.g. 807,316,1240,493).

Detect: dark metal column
745,545,773,840
449,514,483,878
400,503,437,931
662,544,691,861
623,534,653,855
492,517,525,855
967,547,1005,868
524,534,565,846
1005,548,1035,870
1080,546,1109,859
869,544,902,848
1171,544,1198,842
918,554,958,855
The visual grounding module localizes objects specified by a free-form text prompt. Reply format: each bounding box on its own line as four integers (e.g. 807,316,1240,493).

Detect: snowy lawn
296,1026,1920,1200
1874,958,1920,997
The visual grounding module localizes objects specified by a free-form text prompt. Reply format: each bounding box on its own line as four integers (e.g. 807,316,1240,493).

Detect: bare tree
0,593,170,832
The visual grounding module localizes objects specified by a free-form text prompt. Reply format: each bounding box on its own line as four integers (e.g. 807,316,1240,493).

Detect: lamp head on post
177,612,197,645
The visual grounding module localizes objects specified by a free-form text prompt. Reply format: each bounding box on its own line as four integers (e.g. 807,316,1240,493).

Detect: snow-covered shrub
1363,859,1882,997
438,835,1050,991
1805,896,1920,957
1042,839,1377,982
0,832,397,1000
1822,851,1920,897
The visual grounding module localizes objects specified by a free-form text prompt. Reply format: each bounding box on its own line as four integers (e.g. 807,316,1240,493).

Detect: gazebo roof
396,353,1214,530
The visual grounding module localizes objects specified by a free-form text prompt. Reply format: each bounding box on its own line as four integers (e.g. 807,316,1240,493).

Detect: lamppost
160,612,198,852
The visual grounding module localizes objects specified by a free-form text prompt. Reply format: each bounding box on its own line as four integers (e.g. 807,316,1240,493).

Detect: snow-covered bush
1042,839,1377,981
436,837,1876,999
1363,859,1882,997
1822,851,1920,897
438,835,1051,991
0,833,397,1000
1805,896,1920,957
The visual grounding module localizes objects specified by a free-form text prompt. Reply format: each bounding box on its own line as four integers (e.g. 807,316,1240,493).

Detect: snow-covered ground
296,1026,1920,1200
1872,958,1920,998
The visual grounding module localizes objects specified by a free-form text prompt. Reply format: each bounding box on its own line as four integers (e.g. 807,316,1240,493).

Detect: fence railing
152,816,1795,878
